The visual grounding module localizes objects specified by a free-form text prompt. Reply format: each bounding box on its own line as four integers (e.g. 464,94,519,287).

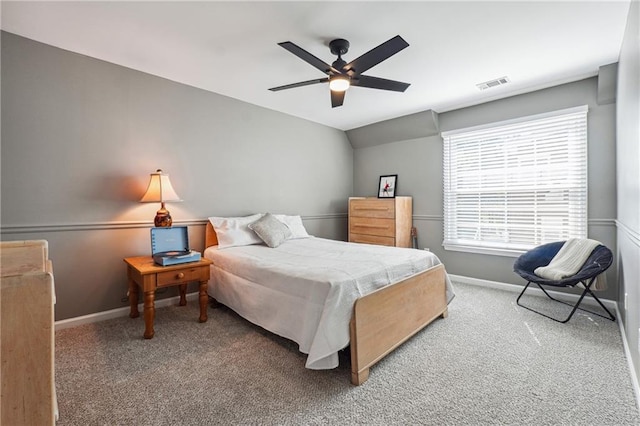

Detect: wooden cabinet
1,240,57,425
348,197,413,247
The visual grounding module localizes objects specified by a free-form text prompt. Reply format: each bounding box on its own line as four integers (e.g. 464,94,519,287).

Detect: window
442,106,588,256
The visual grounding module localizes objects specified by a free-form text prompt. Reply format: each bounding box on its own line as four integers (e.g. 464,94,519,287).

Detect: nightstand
123,256,213,339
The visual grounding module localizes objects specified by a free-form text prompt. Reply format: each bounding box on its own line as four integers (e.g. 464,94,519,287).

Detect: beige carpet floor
54,282,639,425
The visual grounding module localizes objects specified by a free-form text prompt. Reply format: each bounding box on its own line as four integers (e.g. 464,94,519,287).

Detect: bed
204,216,454,385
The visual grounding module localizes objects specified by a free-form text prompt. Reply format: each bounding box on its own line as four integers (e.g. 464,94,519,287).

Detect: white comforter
205,237,454,370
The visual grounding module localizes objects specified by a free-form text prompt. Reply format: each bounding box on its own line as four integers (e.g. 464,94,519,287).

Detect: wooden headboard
205,222,219,248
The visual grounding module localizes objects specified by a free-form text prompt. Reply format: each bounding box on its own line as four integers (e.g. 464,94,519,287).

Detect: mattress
205,237,454,370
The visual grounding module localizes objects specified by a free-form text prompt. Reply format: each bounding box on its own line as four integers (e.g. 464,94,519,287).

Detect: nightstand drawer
349,217,396,237
157,266,204,287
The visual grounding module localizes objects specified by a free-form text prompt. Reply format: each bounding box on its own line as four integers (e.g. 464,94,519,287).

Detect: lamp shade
140,169,181,203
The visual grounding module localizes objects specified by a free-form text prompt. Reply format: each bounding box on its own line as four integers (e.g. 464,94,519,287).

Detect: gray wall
346,110,439,149
1,32,353,320
616,0,640,387
353,134,444,253
353,77,619,300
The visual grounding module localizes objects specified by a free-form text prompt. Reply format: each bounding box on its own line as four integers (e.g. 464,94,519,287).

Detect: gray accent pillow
248,213,293,248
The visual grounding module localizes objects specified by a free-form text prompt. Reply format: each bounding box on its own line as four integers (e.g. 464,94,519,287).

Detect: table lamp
140,169,182,227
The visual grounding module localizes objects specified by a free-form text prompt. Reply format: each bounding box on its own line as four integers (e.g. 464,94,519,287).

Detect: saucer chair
513,241,615,323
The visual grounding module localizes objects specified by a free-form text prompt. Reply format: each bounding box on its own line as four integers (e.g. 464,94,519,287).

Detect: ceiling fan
269,35,411,108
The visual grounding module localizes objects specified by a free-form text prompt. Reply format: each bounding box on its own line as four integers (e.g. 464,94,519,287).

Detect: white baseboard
448,273,618,312
54,292,200,331
450,274,640,412
615,305,640,414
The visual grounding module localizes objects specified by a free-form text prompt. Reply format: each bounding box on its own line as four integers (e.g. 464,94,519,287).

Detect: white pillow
208,214,264,249
273,214,311,239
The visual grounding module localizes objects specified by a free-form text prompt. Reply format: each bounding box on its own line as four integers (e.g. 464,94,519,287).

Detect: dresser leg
143,290,155,339
129,279,139,318
199,281,208,323
179,284,187,306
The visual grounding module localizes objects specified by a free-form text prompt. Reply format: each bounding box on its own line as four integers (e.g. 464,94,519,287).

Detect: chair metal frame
514,242,616,323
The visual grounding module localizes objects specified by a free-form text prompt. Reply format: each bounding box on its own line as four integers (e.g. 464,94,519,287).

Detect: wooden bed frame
205,222,448,385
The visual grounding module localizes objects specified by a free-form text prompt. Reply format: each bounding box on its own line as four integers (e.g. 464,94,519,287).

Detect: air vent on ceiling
476,76,510,91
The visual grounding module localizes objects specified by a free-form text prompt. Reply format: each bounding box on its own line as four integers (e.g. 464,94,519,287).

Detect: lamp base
154,207,172,227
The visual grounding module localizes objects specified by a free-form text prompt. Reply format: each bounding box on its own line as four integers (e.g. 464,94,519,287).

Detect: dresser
348,196,413,247
1,240,57,425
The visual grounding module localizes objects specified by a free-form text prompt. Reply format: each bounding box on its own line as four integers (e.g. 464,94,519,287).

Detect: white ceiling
1,1,631,131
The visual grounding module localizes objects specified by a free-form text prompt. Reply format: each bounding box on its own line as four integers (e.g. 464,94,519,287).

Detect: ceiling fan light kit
269,35,410,108
329,75,350,92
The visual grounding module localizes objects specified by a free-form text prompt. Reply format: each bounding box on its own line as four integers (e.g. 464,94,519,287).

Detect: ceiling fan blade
269,78,329,92
278,42,341,75
352,75,410,92
343,35,409,75
331,90,345,108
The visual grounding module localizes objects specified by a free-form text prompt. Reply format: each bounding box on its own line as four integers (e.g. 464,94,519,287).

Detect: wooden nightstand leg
199,281,208,323
179,284,187,306
143,290,155,339
129,279,139,318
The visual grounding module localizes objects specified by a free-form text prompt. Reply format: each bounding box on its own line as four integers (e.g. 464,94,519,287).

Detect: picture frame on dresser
378,174,397,198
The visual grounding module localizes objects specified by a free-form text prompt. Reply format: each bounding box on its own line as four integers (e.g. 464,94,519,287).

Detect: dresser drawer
349,233,396,247
157,266,206,287
349,216,396,238
349,199,395,218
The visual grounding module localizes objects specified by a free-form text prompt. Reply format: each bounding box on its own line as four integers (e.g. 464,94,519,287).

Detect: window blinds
442,106,588,255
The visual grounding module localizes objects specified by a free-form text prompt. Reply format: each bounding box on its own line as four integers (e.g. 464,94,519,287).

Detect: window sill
443,243,526,258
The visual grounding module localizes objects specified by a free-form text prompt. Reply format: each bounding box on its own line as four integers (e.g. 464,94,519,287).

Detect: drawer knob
177,272,185,279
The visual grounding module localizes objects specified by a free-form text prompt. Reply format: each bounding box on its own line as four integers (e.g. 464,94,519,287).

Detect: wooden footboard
349,264,448,385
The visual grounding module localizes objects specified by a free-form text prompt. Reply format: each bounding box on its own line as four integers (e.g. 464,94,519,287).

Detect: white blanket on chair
534,238,602,281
